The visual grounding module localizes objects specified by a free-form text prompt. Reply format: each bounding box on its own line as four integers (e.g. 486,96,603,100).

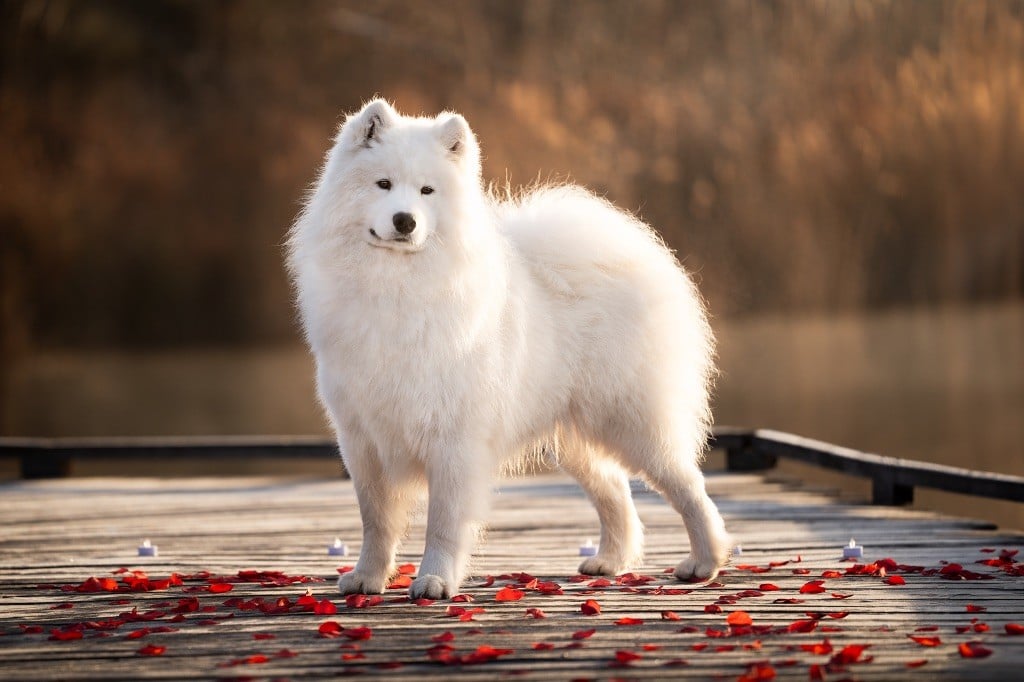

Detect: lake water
3,302,1022,529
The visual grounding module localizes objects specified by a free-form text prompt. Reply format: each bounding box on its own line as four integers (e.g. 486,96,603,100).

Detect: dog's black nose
393,212,416,235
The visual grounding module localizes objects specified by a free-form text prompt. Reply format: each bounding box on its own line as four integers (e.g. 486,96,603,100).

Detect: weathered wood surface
0,472,1021,680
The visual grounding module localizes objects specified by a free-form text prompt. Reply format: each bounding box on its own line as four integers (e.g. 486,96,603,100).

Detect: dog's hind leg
559,442,644,576
609,428,732,582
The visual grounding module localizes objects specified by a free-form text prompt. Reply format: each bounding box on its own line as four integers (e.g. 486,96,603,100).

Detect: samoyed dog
287,99,731,600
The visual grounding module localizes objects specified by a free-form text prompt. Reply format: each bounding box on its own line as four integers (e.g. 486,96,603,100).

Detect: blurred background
1,1,1022,527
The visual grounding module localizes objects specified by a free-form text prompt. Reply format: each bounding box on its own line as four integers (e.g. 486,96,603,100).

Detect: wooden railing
2,428,1023,507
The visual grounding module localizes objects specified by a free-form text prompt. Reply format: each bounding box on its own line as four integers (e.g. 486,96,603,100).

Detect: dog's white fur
287,100,731,599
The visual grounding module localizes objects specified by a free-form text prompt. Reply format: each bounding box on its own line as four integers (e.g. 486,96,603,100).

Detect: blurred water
3,302,1022,529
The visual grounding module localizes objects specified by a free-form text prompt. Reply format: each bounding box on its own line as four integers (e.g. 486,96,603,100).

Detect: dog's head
323,99,481,254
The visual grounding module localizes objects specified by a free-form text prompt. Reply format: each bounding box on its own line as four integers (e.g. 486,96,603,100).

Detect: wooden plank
0,472,1021,680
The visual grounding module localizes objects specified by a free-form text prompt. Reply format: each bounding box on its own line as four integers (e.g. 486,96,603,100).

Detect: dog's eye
421,186,434,195
376,179,392,190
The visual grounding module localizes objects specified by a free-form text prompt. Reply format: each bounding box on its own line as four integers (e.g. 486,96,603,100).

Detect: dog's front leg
337,447,414,595
409,451,487,600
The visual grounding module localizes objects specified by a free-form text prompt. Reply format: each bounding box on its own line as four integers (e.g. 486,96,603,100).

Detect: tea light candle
137,539,158,557
842,538,863,560
327,538,348,556
579,538,598,557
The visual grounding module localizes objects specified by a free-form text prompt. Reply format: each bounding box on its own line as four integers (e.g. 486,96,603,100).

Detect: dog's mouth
367,229,421,252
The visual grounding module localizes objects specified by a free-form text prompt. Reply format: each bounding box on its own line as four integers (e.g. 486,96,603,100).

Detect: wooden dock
1,471,1021,680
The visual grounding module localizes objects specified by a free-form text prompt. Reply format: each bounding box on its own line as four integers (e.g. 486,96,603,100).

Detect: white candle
842,538,863,559
137,539,158,557
579,538,598,557
327,537,348,556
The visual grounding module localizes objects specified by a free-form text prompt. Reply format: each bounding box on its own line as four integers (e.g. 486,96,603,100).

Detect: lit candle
579,538,598,557
137,539,158,557
842,538,863,560
327,538,348,556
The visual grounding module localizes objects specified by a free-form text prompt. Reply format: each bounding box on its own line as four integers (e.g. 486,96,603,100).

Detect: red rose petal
704,604,723,614
726,611,753,626
495,586,525,602
254,633,276,640
397,563,416,575
525,608,546,619
829,644,868,665
614,650,642,664
958,641,992,658
906,659,928,668
572,629,596,640
1006,623,1024,635
580,599,601,615
661,610,681,621
318,621,344,638
800,638,833,655
885,576,906,586
615,617,644,626
48,629,83,641
314,599,337,615
388,575,412,589
343,626,372,641
908,635,941,647
137,644,166,656
800,580,826,594
966,603,986,612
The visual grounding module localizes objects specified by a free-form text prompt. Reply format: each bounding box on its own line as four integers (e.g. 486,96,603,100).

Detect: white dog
287,99,731,599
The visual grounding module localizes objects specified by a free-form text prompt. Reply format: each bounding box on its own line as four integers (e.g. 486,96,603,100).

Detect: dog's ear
339,99,397,149
437,113,480,169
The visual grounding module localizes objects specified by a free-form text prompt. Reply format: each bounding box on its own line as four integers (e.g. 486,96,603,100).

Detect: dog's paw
337,570,388,595
578,555,627,576
673,555,724,583
409,574,450,600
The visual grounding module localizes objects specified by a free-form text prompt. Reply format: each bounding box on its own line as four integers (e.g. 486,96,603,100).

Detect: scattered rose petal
884,576,906,586
1006,623,1024,635
727,611,753,627
137,644,166,656
966,604,986,613
388,575,412,589
254,633,276,640
614,650,642,664
48,629,83,641
572,629,596,640
318,621,344,638
525,608,546,619
495,586,525,602
799,580,826,594
208,583,233,593
829,644,868,665
580,599,601,616
704,604,723,614
343,626,372,641
958,641,992,658
615,617,644,626
906,659,928,668
908,635,941,647
315,599,338,615
661,611,681,621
